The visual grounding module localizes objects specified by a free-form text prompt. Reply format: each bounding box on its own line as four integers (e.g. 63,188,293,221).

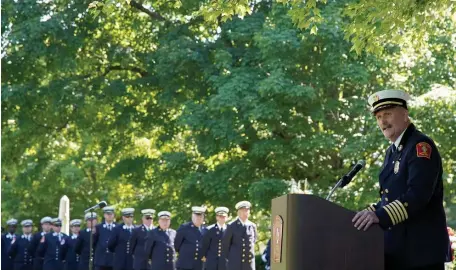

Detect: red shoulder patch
416,142,432,159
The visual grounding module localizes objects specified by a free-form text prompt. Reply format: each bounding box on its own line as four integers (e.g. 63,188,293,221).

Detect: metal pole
89,212,94,270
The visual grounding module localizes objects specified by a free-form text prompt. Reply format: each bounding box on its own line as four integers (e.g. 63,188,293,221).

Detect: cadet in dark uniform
2,218,18,270
94,206,117,270
145,211,176,270
108,208,135,270
353,90,450,270
38,218,69,270
131,209,155,270
201,207,229,270
175,206,208,270
75,212,98,270
30,217,53,270
261,239,270,270
222,201,257,270
8,220,34,270
65,219,82,270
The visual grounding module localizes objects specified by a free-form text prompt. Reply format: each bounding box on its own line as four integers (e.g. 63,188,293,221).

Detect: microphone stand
89,212,96,270
326,175,348,201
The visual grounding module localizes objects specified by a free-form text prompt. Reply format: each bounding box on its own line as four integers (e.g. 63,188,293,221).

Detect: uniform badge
394,161,400,174
398,145,403,152
216,231,219,235
416,142,432,159
60,239,65,245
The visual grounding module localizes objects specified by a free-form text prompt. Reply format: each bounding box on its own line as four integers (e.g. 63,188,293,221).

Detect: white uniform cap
70,219,82,226
368,90,411,113
21,220,33,227
103,206,115,213
51,218,62,226
214,207,229,216
141,209,156,216
157,211,172,219
40,216,52,224
235,201,252,210
191,206,207,214
6,219,18,226
121,208,135,216
85,212,98,220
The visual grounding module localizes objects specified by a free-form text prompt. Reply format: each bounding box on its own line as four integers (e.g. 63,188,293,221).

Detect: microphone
326,160,366,201
339,160,366,188
84,201,108,213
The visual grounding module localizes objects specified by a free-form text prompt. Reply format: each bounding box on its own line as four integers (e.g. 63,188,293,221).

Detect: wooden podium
271,194,384,270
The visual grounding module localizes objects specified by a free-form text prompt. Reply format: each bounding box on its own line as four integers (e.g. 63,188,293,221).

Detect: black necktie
392,144,396,153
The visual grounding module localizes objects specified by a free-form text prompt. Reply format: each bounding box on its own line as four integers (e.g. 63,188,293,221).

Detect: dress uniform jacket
107,224,134,270
30,232,47,270
222,218,257,270
130,224,152,270
38,232,69,270
201,224,226,270
2,232,18,270
8,234,34,270
93,222,117,268
74,229,94,270
174,222,207,270
368,124,450,269
65,235,80,270
262,239,270,270
145,227,176,270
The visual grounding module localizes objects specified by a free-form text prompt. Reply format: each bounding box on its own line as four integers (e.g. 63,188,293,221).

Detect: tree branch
103,65,149,77
129,0,166,21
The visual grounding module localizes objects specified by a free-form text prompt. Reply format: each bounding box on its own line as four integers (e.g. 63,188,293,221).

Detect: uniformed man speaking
352,90,450,270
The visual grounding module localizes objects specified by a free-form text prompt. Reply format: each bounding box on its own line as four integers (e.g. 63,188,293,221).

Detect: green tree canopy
2,0,455,245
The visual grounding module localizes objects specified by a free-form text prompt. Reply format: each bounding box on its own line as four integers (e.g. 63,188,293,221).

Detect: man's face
122,216,133,225
104,212,114,222
142,216,153,227
71,225,81,234
216,214,228,225
192,213,204,227
42,223,51,232
86,219,97,229
238,208,250,220
53,225,61,233
158,217,170,229
375,107,409,141
8,225,17,234
23,226,32,234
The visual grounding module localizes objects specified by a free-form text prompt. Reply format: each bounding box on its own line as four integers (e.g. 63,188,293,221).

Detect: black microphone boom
339,160,366,187
84,201,107,213
326,160,366,201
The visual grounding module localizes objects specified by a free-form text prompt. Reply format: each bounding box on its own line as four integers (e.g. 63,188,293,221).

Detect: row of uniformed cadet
2,200,257,270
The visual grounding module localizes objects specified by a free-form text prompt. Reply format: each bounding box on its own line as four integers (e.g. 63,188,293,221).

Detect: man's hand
352,210,379,231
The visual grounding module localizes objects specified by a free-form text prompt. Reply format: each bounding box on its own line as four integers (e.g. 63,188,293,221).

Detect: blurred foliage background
2,0,455,259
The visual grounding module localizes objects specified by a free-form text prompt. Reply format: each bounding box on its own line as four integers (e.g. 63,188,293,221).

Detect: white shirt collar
217,223,226,230
6,233,15,238
393,127,408,148
143,224,153,230
71,234,78,239
238,218,248,226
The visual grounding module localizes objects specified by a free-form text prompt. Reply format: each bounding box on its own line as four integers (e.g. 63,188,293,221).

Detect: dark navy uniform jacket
261,239,270,270
201,223,227,270
30,231,48,270
8,234,34,270
130,224,153,270
175,222,207,270
2,233,18,270
37,232,69,270
65,234,80,270
107,223,134,270
93,222,117,268
74,229,94,270
368,124,450,268
222,218,257,270
145,227,176,270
